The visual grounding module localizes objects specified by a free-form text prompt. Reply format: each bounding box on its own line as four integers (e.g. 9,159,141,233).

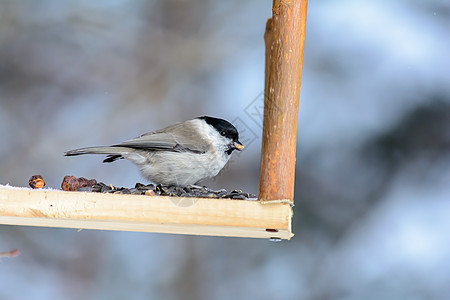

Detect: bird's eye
221,130,226,136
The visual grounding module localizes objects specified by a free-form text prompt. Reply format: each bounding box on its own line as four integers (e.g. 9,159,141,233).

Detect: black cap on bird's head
198,116,244,153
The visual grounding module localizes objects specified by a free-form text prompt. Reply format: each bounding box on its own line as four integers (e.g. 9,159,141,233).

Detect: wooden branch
0,187,293,240
259,0,308,203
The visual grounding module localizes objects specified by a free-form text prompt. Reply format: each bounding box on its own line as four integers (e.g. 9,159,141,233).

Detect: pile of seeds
28,174,257,200
81,182,257,200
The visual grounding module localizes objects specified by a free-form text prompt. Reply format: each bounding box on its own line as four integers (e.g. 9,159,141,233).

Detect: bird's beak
234,141,245,151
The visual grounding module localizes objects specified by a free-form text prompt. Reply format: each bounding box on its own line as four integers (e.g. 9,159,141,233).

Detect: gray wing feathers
114,121,207,153
65,119,208,157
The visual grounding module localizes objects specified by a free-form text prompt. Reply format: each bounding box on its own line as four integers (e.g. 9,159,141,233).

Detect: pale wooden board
0,187,293,240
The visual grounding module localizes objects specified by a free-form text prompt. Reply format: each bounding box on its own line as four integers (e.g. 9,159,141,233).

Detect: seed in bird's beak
235,143,245,151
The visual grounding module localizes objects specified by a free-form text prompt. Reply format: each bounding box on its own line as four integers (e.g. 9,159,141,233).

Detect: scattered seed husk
29,175,45,189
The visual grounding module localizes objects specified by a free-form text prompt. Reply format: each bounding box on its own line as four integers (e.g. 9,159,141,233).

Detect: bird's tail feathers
64,146,131,157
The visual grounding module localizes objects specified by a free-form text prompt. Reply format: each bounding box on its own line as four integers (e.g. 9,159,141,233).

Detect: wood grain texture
0,187,293,239
259,0,308,202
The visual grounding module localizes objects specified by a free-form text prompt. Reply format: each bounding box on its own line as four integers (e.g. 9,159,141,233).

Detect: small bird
65,116,244,186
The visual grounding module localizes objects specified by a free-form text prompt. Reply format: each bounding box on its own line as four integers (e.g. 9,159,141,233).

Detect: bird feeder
0,0,308,240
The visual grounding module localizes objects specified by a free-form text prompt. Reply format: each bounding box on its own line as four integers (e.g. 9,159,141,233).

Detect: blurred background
1,0,450,299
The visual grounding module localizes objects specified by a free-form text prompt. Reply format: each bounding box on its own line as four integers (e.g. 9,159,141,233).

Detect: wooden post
259,0,308,203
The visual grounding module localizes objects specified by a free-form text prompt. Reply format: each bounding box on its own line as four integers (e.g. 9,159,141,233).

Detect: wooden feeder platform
0,186,292,239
